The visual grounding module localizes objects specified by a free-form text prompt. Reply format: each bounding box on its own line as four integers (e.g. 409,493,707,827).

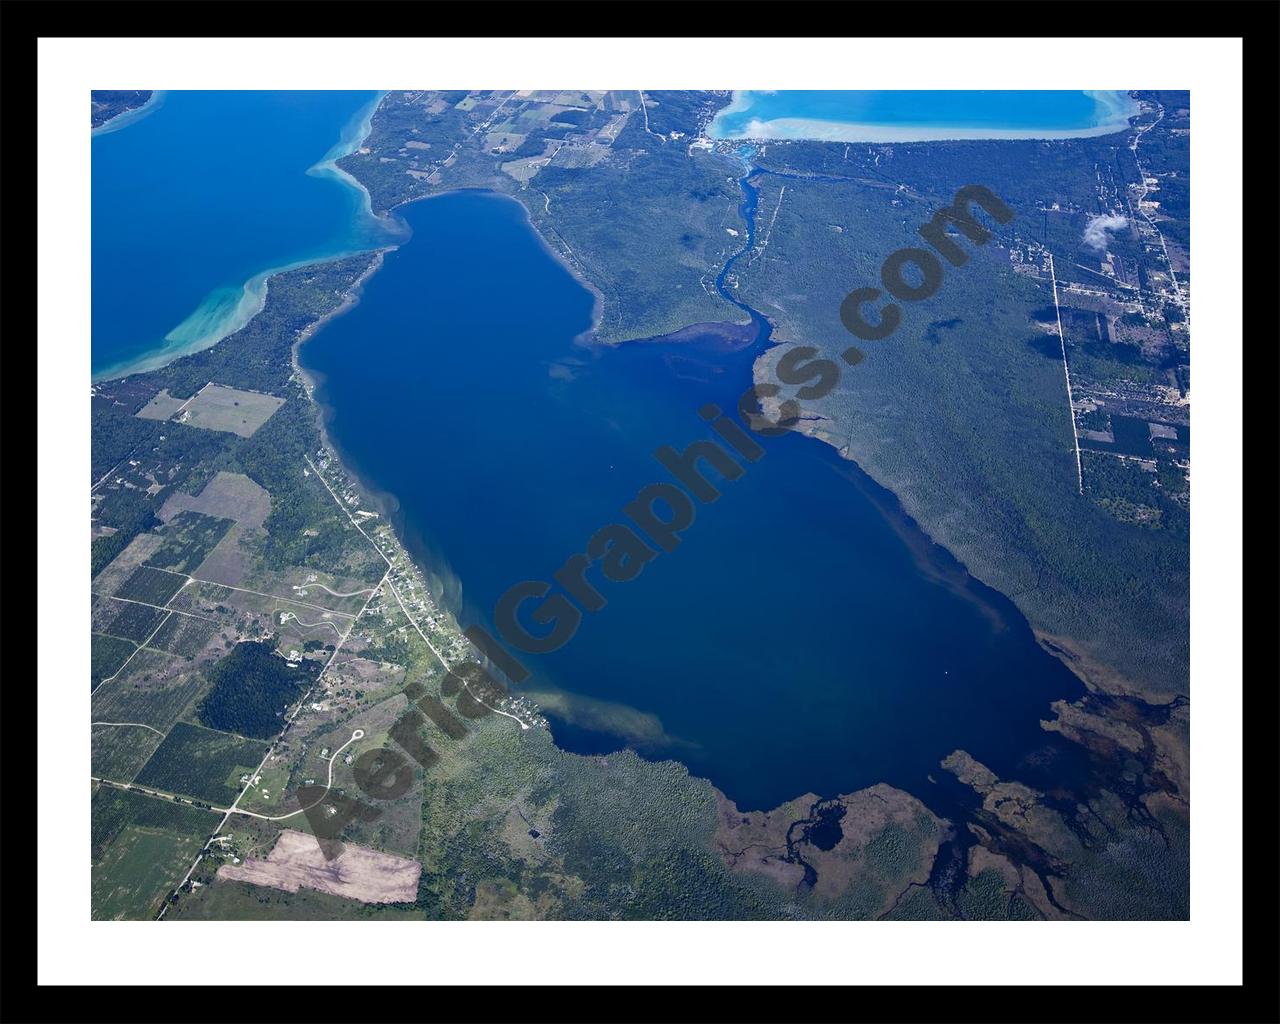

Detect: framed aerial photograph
17,7,1274,1018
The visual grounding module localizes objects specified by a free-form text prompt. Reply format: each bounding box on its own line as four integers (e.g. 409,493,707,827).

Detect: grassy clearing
145,510,236,574
158,470,272,528
134,388,187,421
176,384,285,438
92,650,205,732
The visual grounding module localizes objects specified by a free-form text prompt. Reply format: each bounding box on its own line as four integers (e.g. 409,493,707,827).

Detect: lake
710,90,1139,142
300,189,1090,812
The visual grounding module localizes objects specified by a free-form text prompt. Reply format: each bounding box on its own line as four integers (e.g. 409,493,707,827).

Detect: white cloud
742,117,783,139
1083,213,1128,252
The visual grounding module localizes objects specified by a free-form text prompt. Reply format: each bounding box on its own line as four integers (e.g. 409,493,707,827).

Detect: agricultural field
93,673,207,738
110,563,187,606
148,611,221,658
134,722,270,806
92,723,165,783
168,874,428,921
90,785,218,920
91,633,138,689
93,596,168,644
91,643,207,730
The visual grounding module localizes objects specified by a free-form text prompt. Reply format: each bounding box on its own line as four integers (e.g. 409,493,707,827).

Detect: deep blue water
91,91,397,379
301,189,1090,811
711,90,1137,140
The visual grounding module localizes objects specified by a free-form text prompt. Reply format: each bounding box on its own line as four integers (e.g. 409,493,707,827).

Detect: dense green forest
197,640,321,739
739,162,1188,698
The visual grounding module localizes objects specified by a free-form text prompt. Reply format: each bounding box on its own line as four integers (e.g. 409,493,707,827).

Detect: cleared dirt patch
217,829,420,903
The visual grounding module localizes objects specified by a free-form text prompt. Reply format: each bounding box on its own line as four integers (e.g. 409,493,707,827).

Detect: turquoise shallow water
710,90,1138,141
91,90,399,380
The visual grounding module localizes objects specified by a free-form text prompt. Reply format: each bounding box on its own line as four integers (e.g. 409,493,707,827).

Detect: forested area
198,640,321,739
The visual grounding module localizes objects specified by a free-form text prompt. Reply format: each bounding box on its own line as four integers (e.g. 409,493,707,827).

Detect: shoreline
93,247,398,383
91,90,165,136
745,337,1167,707
360,136,751,350
767,373,1164,706
710,89,1140,144
716,117,1138,144
307,91,402,231
379,184,615,348
290,249,391,389
167,91,1165,755
297,182,758,642
721,120,1141,145
290,247,477,648
93,92,403,385
291,249,399,530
